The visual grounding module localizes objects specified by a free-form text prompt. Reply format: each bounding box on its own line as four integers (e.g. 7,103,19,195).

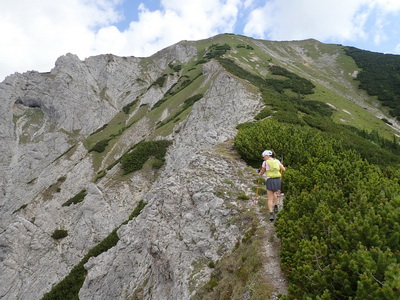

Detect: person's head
262,150,273,159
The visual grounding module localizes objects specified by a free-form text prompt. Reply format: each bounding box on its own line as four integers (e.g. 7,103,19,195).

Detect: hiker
258,150,285,221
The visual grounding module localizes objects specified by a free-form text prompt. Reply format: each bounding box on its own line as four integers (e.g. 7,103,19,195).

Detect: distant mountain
1,34,399,300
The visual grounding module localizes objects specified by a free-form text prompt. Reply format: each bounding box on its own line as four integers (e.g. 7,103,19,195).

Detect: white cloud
80,0,244,60
243,0,400,50
1,0,399,82
243,0,371,42
373,0,400,12
0,0,122,80
0,0,244,81
116,0,242,55
369,0,400,48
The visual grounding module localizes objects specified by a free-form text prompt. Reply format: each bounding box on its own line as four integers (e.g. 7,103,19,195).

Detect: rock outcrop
0,37,261,300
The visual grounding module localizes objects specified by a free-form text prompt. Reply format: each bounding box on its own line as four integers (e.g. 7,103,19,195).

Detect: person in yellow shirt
258,150,286,221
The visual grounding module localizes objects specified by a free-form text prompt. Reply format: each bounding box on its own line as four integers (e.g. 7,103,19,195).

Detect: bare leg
267,190,275,212
273,192,279,207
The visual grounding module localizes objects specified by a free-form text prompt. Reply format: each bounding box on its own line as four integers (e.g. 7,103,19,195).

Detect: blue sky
1,0,400,81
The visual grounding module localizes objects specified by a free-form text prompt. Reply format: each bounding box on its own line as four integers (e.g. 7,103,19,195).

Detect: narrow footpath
255,196,288,299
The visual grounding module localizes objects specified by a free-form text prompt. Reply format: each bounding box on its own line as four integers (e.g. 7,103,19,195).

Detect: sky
1,0,400,82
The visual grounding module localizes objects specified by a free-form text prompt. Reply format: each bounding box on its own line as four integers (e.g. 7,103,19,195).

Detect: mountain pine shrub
89,138,110,153
51,229,68,240
234,119,400,299
345,47,400,120
62,190,87,207
122,99,138,114
121,140,172,175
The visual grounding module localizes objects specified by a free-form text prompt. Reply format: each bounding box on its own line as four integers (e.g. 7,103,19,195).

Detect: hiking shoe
269,212,275,222
274,205,279,214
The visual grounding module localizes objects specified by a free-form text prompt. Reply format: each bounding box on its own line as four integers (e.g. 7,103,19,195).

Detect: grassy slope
216,35,397,139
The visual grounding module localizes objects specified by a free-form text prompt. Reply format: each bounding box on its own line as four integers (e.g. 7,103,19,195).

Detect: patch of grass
151,78,207,138
94,170,107,182
41,72,57,79
237,193,250,200
85,103,150,171
89,123,108,136
43,177,67,201
84,111,127,151
152,72,203,110
127,200,147,221
191,217,273,300
308,84,396,140
156,94,203,129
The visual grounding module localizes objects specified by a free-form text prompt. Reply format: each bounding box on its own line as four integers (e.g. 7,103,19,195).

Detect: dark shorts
266,178,281,191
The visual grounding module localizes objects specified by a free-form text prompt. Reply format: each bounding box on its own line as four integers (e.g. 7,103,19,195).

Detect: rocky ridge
0,39,265,299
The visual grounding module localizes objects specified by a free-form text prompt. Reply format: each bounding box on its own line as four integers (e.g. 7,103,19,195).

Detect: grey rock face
78,63,261,300
0,39,262,300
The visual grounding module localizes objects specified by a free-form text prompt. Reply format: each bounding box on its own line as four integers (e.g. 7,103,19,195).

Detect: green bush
217,57,315,96
168,63,182,72
51,229,68,240
235,118,400,299
345,47,400,119
237,193,250,200
269,65,315,94
152,74,167,88
121,140,172,175
234,119,338,168
204,43,231,59
196,59,208,65
303,115,331,131
273,110,305,125
122,99,138,114
128,200,147,220
89,139,110,153
254,107,272,120
62,190,87,207
183,94,203,108
173,65,182,72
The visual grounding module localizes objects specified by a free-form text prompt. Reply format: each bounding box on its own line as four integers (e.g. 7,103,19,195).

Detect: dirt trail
256,196,288,299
